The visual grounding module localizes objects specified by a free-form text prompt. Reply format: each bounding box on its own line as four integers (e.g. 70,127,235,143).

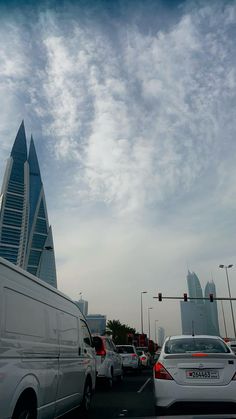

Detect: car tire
80,379,92,417
12,394,37,419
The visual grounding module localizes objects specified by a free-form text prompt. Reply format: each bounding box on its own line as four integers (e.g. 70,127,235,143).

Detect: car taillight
191,353,208,357
154,362,173,380
141,356,146,361
132,353,138,358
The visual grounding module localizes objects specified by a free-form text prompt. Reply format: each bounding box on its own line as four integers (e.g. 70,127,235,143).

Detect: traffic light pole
154,295,236,301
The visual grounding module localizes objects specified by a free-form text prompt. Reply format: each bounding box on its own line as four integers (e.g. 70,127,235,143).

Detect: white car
116,345,140,372
93,335,123,388
153,334,236,416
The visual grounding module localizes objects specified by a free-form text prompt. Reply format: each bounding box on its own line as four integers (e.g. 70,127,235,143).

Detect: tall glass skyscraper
181,271,220,336
187,270,203,302
0,122,57,288
205,281,220,336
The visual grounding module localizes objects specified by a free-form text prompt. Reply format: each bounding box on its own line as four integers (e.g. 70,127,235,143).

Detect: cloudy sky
1,0,236,339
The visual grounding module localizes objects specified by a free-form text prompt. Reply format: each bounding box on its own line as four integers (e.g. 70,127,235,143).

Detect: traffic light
183,293,188,302
158,293,162,302
209,293,214,302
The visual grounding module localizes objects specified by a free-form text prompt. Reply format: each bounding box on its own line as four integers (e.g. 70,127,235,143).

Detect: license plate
186,369,219,379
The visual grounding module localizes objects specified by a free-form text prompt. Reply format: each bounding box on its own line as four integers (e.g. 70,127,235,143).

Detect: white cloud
26,1,235,216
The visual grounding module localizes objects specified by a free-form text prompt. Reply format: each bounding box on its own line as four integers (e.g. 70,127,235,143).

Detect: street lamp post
141,291,147,335
221,300,228,339
219,264,236,338
155,320,159,344
148,307,153,340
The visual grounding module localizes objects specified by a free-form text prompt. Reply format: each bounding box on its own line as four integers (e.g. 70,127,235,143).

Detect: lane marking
118,408,128,416
137,377,151,393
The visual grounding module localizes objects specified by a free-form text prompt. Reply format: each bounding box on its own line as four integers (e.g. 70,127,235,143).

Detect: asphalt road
89,368,155,419
64,368,236,419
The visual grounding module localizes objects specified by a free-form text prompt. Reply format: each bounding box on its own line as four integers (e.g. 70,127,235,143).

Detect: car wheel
80,379,92,417
12,395,36,419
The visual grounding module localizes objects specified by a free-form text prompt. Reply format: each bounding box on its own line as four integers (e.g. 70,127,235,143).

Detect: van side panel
0,258,96,419
0,285,59,418
55,311,84,416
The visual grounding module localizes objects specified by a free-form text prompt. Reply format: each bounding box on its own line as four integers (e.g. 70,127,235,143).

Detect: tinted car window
117,346,135,354
165,338,230,354
93,336,103,351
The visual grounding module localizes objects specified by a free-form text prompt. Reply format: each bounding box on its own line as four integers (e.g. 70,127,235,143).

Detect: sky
1,0,236,339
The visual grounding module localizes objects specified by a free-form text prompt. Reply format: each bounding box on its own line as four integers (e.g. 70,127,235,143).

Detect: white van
0,257,96,419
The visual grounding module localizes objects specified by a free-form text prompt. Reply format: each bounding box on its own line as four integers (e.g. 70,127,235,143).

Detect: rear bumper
154,379,236,408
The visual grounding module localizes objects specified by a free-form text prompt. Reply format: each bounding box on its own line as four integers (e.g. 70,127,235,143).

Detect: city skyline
0,122,57,287
1,0,236,337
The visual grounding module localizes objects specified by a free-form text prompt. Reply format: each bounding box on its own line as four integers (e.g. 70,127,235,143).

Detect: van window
4,288,46,340
81,320,93,347
59,311,78,346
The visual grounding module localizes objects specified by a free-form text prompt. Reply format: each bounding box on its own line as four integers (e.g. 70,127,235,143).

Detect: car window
105,338,114,351
117,346,135,354
165,338,230,354
93,336,103,351
80,319,93,347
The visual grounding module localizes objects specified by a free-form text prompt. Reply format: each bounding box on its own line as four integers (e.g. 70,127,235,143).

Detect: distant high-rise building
181,301,207,335
157,326,165,347
86,314,106,335
181,271,220,336
187,270,203,302
75,298,88,316
0,122,57,287
205,281,220,336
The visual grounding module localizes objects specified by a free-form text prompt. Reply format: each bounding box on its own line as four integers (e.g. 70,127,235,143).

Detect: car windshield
164,338,230,354
117,346,134,354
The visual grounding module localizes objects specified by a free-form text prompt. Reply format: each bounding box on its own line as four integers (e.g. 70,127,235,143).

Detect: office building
0,122,57,287
86,314,107,335
157,326,165,347
181,271,220,336
187,270,203,302
181,301,207,335
75,298,88,316
205,281,220,336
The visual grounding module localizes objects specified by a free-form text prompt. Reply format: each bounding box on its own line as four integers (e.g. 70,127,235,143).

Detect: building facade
157,326,165,347
0,122,57,287
181,271,220,336
75,298,88,316
204,281,220,336
86,314,107,335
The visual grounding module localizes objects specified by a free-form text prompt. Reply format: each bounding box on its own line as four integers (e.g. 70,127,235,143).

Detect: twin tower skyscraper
0,122,57,288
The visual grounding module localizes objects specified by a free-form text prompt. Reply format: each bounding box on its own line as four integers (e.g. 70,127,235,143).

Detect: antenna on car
192,320,195,337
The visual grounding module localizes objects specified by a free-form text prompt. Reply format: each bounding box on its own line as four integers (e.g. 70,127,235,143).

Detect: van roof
0,256,82,314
